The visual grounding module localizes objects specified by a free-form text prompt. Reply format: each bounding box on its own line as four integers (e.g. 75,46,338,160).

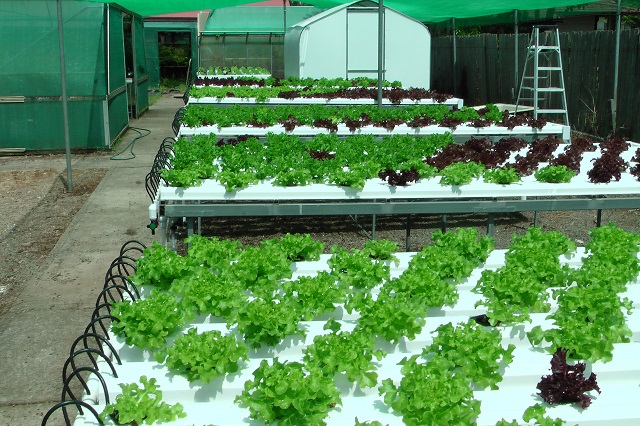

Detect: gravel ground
0,156,107,317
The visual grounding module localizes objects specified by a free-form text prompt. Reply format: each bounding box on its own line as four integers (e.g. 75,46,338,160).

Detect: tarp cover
82,0,640,22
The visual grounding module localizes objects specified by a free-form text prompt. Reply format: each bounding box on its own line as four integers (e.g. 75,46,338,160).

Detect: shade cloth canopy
81,0,640,23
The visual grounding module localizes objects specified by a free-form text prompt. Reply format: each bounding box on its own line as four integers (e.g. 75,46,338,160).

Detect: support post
57,0,73,192
514,10,519,102
612,0,622,133
452,18,457,96
283,0,287,34
405,215,411,251
377,0,385,107
487,213,495,237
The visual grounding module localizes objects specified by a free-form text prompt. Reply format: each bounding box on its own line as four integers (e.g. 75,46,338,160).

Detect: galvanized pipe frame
161,195,640,247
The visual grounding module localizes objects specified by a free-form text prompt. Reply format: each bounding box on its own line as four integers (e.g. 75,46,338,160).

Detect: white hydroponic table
149,142,640,247
73,248,640,425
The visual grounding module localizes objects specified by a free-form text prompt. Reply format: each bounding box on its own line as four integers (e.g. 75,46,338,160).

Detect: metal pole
57,0,72,192
533,27,539,119
283,0,287,34
452,18,457,96
106,5,111,99
514,10,519,102
377,0,384,107
612,0,622,133
131,15,137,118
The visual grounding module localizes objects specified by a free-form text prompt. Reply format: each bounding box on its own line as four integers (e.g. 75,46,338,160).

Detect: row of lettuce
99,224,640,425
162,132,639,190
179,103,538,131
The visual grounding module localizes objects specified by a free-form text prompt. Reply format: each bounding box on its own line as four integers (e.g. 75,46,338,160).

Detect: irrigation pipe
110,126,151,160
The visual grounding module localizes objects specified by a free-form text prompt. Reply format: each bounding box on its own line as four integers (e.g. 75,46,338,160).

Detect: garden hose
110,126,151,160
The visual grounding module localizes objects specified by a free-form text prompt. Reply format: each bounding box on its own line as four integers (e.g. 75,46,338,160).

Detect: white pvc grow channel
177,121,572,141
73,247,640,425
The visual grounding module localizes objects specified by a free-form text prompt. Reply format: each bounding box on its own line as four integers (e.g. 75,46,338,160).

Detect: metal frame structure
157,196,640,249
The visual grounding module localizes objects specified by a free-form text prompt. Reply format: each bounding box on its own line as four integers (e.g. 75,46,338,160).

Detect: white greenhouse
284,0,431,89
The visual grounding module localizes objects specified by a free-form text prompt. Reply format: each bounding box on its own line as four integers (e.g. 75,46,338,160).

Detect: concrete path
0,94,184,426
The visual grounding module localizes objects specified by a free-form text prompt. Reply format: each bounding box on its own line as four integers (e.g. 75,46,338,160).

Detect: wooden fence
431,29,640,140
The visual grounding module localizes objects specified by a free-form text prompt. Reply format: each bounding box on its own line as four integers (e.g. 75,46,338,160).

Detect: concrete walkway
0,94,184,425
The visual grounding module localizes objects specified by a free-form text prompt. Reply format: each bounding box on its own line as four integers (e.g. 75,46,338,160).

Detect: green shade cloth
81,0,640,22
202,6,323,34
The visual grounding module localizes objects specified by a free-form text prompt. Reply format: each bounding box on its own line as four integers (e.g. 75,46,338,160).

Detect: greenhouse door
158,31,191,84
346,8,381,80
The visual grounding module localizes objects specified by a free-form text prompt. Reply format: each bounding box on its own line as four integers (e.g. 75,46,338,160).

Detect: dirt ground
174,202,640,256
0,155,108,317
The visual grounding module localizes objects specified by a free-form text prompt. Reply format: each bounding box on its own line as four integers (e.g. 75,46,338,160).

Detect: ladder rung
538,66,562,71
522,86,565,93
536,87,565,92
537,109,568,114
529,46,560,51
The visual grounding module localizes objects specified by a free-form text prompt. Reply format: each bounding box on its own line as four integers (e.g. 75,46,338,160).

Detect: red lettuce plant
537,348,600,408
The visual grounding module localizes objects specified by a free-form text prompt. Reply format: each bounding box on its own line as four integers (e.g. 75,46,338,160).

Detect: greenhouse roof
83,0,640,23
202,6,323,34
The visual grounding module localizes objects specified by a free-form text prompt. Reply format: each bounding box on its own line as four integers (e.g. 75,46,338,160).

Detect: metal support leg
405,215,411,251
533,211,539,227
441,214,447,233
596,209,603,227
159,216,167,247
187,218,195,239
487,213,495,237
372,214,377,240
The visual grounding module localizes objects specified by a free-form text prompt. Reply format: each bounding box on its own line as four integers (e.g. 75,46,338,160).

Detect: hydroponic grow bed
73,237,640,425
149,141,640,245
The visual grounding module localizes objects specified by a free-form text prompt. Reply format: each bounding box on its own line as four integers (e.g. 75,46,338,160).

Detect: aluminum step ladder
516,26,569,126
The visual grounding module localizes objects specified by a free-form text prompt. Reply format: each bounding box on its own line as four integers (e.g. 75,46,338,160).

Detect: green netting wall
0,0,137,151
133,15,149,117
107,5,129,142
